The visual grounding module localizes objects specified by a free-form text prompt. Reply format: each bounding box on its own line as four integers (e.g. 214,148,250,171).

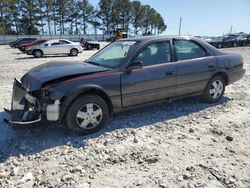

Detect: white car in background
26,39,83,58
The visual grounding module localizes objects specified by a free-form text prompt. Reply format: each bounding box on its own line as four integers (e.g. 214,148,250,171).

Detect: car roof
119,35,197,42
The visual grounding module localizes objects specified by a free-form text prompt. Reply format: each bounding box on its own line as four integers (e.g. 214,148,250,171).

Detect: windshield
87,41,139,68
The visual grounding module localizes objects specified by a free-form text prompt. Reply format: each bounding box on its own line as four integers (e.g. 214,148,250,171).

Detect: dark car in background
80,37,100,50
236,34,250,46
18,39,48,53
205,37,223,48
221,34,238,47
9,38,37,48
4,36,245,134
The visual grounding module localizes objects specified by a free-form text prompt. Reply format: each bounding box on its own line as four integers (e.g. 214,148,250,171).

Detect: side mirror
126,60,143,73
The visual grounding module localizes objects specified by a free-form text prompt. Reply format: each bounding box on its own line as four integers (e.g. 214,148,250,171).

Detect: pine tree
77,0,95,34
19,0,41,34
97,0,115,34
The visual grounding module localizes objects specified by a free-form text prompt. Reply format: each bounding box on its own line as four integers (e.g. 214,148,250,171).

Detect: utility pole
178,17,182,35
230,25,233,34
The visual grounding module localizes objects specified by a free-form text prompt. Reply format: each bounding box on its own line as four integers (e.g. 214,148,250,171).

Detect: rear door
121,40,176,107
173,39,216,96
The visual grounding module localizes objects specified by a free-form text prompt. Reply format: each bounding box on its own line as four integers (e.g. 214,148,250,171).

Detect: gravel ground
0,44,249,188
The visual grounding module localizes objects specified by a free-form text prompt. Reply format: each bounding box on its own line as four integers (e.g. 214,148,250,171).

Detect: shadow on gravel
0,96,230,163
15,55,73,60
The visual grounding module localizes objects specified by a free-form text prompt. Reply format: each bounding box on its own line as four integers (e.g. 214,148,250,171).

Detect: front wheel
202,76,225,103
66,95,109,134
33,50,43,58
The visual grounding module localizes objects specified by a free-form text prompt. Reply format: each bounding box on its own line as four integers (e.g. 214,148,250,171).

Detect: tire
97,45,100,50
202,75,226,103
33,50,43,58
70,48,78,56
66,94,110,134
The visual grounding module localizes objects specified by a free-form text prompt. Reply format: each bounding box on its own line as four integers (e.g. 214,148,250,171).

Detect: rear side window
51,42,60,46
135,41,171,66
60,40,70,44
174,40,206,61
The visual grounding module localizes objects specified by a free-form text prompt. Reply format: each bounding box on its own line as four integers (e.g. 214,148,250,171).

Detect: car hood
21,61,111,91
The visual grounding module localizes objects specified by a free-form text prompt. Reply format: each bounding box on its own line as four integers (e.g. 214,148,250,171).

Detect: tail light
240,59,244,65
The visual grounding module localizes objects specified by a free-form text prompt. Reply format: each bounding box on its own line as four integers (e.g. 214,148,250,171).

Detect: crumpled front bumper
4,79,41,125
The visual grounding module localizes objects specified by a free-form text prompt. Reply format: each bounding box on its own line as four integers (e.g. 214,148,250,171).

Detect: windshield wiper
86,60,102,66
86,60,112,68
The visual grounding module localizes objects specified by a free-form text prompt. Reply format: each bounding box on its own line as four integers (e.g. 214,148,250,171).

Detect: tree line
0,0,167,36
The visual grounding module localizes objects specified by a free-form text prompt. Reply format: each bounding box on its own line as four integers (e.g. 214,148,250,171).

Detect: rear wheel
33,50,43,58
70,48,78,56
202,76,225,103
66,95,109,134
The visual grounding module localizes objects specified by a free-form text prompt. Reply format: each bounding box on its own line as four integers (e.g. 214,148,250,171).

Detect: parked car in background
205,37,223,48
106,29,128,42
4,36,245,134
236,34,250,46
221,34,238,47
26,39,83,58
9,38,37,48
18,39,48,53
80,37,100,50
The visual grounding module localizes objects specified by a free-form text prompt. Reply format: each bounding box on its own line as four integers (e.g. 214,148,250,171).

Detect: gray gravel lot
0,44,249,188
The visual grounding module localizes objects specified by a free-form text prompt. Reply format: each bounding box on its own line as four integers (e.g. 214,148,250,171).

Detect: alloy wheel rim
36,51,41,57
76,103,103,129
72,49,77,55
209,80,223,99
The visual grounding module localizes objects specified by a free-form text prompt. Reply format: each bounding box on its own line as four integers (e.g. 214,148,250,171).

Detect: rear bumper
4,79,41,125
228,68,246,85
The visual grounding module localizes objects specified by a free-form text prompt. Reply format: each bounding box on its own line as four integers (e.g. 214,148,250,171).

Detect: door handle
165,71,175,76
208,64,215,68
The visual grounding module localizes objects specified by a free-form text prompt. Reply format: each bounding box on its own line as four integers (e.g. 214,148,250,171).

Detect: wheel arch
211,70,229,85
59,86,113,123
33,48,43,55
71,47,78,52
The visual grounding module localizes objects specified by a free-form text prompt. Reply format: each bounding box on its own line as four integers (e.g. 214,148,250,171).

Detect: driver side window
135,41,171,66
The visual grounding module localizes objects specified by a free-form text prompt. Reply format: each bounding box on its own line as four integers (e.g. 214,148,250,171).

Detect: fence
0,34,111,45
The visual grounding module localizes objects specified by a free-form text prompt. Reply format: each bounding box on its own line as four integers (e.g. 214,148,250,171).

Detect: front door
121,41,176,107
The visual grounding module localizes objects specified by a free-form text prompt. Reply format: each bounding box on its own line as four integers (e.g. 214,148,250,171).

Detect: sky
91,0,250,36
